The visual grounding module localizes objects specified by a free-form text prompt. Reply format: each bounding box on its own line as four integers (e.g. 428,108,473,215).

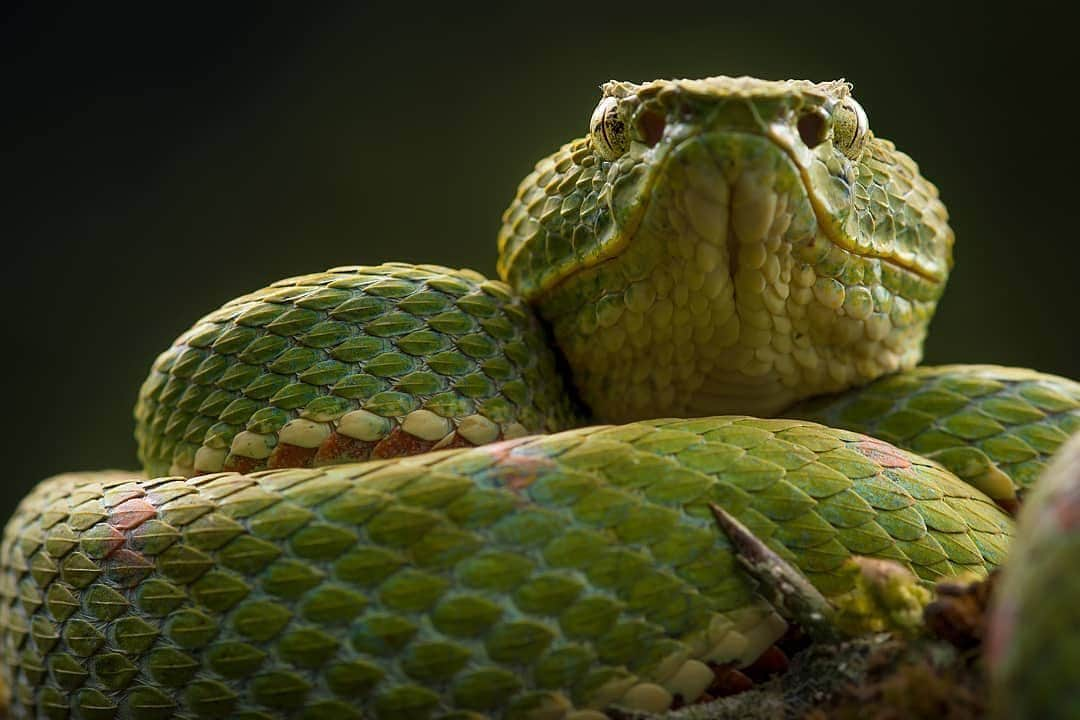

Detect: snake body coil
2,77,1077,719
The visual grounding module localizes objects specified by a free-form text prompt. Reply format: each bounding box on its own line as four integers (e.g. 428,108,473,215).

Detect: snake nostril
797,111,827,149
637,108,666,147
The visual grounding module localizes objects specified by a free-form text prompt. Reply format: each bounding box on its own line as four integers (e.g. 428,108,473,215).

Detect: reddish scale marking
314,433,379,464
854,438,914,469
108,497,157,531
267,443,319,469
477,439,557,494
216,427,485,477
102,492,161,588
370,427,437,458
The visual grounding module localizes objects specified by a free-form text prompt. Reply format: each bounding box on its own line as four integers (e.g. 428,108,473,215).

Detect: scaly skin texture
2,418,1011,719
988,434,1080,720
0,76,1076,718
135,263,584,478
791,365,1080,505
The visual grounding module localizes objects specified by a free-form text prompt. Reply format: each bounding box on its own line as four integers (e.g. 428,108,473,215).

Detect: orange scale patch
372,427,436,458
854,438,913,469
267,443,318,469
482,445,560,494
108,497,158,531
313,432,378,464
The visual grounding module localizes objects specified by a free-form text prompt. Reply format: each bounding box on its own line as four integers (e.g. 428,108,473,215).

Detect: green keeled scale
3,417,1011,719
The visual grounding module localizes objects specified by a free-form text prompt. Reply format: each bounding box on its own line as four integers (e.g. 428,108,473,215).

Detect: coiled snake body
2,77,1077,719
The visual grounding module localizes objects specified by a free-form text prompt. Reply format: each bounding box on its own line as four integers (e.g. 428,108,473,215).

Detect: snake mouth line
763,131,945,285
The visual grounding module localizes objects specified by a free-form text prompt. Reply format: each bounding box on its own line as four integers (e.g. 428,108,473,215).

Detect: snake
2,76,1077,720
987,431,1080,720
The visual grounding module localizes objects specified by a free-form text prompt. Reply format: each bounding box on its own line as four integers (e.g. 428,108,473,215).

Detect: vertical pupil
602,110,625,153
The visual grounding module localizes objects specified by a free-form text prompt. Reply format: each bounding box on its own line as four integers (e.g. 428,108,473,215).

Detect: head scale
497,76,954,421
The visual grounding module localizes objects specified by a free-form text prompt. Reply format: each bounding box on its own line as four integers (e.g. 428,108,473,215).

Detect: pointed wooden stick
709,503,844,643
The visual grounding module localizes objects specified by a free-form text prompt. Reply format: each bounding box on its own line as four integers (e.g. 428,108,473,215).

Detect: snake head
497,77,955,421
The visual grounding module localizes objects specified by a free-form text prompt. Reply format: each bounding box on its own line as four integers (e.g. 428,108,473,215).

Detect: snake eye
590,97,629,160
832,97,869,159
797,109,829,149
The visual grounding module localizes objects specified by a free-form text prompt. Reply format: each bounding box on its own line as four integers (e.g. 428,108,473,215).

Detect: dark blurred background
3,3,1078,518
